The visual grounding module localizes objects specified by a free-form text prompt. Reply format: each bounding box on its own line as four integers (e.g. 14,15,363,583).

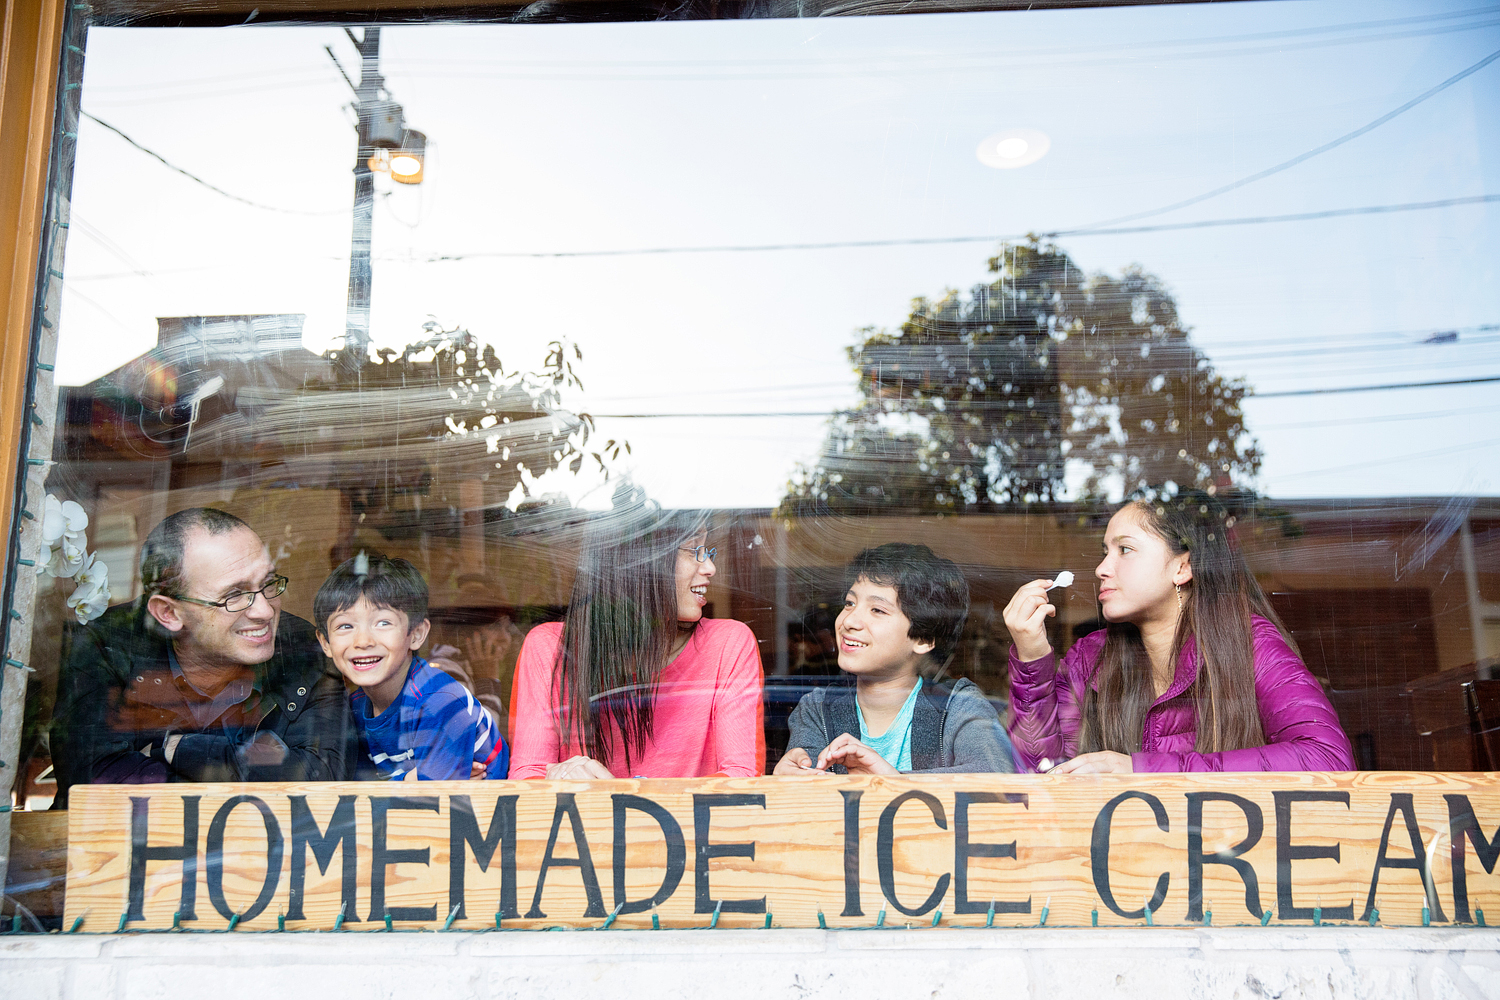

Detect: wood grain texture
63,772,1500,931
5,810,67,919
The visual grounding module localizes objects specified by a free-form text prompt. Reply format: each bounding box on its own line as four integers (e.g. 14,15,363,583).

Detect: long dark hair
1081,490,1288,755
553,496,709,768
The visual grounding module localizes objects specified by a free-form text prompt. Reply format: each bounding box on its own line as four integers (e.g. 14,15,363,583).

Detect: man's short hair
313,552,429,636
843,543,970,665
140,508,254,599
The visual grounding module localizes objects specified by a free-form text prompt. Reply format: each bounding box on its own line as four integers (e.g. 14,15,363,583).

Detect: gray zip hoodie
786,677,1017,774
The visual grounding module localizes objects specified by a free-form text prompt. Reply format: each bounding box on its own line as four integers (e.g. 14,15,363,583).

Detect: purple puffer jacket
1007,615,1354,772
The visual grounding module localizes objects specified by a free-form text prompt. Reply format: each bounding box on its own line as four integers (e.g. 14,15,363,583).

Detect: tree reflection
780,241,1260,515
311,323,625,552
58,315,624,559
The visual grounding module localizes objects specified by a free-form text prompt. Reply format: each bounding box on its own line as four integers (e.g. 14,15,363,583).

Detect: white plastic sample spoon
1046,570,1074,591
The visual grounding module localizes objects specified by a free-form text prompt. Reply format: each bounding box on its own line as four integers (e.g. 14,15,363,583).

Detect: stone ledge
4,927,1499,1000
5,926,1500,958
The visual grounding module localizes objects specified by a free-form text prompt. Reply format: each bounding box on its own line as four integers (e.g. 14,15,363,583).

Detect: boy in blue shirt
775,543,1015,775
314,553,509,780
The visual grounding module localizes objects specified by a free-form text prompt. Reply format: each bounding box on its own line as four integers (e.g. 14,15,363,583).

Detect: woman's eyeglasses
679,545,717,563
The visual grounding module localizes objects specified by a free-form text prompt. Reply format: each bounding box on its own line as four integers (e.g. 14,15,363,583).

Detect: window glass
14,0,1500,823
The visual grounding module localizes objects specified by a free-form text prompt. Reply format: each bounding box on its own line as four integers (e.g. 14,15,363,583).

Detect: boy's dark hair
313,552,429,635
842,543,970,665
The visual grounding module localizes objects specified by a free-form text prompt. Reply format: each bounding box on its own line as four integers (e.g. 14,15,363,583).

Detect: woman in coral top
509,501,764,779
1004,491,1353,774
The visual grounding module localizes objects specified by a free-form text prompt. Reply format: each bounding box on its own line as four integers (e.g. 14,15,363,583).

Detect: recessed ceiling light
977,129,1051,169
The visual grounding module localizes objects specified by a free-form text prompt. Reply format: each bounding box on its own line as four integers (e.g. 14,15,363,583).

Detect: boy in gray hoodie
776,543,1016,775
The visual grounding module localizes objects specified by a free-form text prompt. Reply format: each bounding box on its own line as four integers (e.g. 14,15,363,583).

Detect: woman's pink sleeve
711,623,766,776
1007,637,1094,772
507,627,563,779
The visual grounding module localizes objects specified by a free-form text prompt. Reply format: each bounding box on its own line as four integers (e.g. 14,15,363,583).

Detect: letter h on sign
129,796,199,921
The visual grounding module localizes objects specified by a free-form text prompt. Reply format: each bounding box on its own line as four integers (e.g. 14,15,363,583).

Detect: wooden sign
64,772,1500,931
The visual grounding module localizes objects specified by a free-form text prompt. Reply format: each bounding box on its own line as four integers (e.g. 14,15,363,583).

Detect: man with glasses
52,508,351,803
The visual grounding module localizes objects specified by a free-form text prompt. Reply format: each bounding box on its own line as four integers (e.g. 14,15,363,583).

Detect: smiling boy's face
318,595,430,713
834,576,934,682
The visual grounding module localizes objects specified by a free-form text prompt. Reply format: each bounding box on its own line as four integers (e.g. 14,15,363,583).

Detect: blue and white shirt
350,656,509,780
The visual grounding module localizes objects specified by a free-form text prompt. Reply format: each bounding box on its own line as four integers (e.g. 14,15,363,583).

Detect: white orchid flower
66,554,112,624
41,494,88,543
39,494,89,578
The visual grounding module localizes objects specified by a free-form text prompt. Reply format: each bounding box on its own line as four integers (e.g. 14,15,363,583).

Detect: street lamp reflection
390,130,426,184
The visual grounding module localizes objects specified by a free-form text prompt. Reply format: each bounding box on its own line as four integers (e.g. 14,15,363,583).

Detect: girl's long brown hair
552,494,709,770
1080,491,1290,755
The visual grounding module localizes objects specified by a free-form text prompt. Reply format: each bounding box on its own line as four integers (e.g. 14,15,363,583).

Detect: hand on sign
773,747,827,776
469,762,487,780
1002,579,1057,662
816,733,898,775
1049,751,1133,774
546,755,614,780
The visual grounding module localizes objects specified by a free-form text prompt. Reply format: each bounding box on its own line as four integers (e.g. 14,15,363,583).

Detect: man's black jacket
51,603,352,806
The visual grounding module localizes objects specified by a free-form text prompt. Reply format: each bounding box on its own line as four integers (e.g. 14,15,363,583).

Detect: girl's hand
469,762,488,780
773,747,826,776
546,755,614,780
817,734,899,775
1002,579,1058,662
1049,751,1133,775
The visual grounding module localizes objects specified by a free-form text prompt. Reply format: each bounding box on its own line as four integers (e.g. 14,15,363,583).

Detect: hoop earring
1175,582,1183,613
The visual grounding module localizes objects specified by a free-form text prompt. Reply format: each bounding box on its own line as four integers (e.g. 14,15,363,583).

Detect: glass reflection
7,0,1499,931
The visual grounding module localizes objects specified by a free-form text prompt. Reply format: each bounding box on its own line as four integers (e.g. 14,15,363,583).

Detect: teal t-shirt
856,678,923,772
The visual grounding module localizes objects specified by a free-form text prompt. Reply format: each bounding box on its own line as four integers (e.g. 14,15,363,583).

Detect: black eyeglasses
175,575,288,613
679,545,717,563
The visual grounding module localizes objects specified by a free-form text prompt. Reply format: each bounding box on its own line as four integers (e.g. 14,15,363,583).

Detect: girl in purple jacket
1003,493,1354,774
